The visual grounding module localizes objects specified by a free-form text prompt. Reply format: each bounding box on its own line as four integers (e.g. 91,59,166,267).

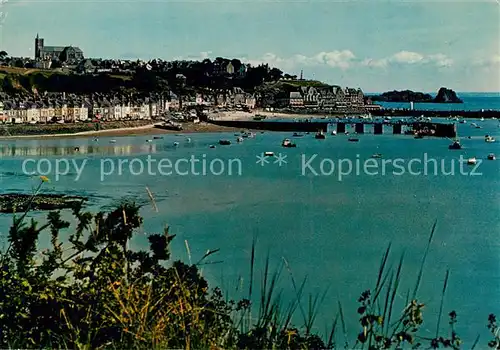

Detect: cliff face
433,87,463,103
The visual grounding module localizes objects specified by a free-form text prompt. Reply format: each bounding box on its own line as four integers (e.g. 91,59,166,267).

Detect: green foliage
0,182,497,349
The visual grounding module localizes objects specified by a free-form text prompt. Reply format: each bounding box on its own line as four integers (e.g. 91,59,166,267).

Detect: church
34,34,84,62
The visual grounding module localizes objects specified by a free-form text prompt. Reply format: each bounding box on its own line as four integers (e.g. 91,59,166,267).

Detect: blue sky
1,0,499,92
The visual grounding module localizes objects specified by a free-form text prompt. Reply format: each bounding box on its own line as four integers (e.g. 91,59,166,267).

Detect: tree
0,50,7,60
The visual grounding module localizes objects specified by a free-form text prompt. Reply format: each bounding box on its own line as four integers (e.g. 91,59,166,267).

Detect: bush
0,180,498,349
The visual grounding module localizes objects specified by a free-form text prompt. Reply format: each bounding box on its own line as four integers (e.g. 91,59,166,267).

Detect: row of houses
0,89,257,124
280,86,367,109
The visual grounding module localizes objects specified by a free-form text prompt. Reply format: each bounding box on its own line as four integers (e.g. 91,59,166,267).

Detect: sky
1,0,499,92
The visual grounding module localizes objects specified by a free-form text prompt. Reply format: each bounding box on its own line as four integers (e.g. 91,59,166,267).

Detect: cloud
362,51,453,68
173,50,454,71
473,55,500,67
244,50,357,70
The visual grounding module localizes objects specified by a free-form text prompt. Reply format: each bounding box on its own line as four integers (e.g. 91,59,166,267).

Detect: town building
35,34,84,61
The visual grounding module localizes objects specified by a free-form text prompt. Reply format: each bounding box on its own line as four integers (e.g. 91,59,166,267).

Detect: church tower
35,33,44,59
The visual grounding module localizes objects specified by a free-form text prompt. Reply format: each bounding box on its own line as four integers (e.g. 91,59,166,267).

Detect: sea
0,92,499,346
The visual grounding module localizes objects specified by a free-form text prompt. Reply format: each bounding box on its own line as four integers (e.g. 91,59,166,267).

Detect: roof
41,46,66,53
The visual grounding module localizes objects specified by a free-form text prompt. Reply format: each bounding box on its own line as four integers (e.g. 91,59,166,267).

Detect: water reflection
0,143,189,157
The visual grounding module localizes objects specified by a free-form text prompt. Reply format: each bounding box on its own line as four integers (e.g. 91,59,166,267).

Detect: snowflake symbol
256,153,270,166
274,153,287,167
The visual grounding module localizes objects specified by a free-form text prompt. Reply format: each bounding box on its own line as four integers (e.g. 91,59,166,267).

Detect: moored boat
487,153,496,160
219,139,231,145
331,130,337,136
292,132,304,137
448,140,462,149
485,135,496,143
236,136,243,143
467,157,477,165
348,138,359,142
372,153,382,158
315,131,326,139
264,151,274,157
282,139,296,148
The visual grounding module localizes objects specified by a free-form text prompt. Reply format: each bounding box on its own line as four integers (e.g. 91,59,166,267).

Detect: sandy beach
0,122,244,140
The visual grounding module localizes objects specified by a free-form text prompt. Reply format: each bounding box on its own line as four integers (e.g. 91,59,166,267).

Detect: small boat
219,139,231,145
74,147,80,151
209,144,216,149
485,135,495,143
234,133,240,136
315,131,326,139
109,139,116,143
471,123,477,128
331,130,337,136
371,153,382,158
93,138,99,142
476,125,482,129
460,120,467,124
186,137,191,143
467,157,477,165
173,142,179,146
264,151,274,157
448,140,462,149
146,139,153,143
414,134,424,139
487,153,496,160
348,138,359,142
345,131,350,135
292,132,304,137
480,117,485,121
153,136,163,140
236,137,243,143
282,139,296,148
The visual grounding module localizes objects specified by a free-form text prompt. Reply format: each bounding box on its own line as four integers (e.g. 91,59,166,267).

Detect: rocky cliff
433,87,463,103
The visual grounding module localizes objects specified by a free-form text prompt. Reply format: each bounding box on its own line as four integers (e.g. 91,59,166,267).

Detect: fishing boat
448,140,462,149
315,131,326,139
348,138,359,142
209,144,216,149
264,151,274,157
219,139,231,145
292,132,304,137
487,153,496,160
485,135,496,143
236,136,243,143
371,153,382,158
153,136,163,140
173,142,179,146
282,139,296,148
467,157,477,165
331,130,337,136
109,139,116,143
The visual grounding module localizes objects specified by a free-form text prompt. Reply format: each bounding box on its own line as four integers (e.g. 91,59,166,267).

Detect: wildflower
40,175,50,183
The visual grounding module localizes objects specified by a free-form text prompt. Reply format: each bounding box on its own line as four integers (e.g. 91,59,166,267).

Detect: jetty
208,119,457,138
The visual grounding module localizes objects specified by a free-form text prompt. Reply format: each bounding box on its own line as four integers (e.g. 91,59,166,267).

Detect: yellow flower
40,175,50,183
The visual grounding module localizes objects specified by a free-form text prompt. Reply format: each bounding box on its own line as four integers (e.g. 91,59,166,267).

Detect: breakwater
371,109,500,119
208,119,457,138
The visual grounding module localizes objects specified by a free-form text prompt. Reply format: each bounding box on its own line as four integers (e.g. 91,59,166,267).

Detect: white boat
109,139,116,143
173,142,179,146
282,139,296,148
146,139,153,143
480,117,485,121
236,137,243,143
467,157,477,165
331,130,337,135
471,123,477,127
485,135,496,143
264,151,274,157
487,153,496,160
186,137,191,143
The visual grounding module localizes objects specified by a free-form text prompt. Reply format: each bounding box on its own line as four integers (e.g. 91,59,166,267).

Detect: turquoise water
0,119,499,345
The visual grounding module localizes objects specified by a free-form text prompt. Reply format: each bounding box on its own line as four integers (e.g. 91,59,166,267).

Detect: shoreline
0,122,244,141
